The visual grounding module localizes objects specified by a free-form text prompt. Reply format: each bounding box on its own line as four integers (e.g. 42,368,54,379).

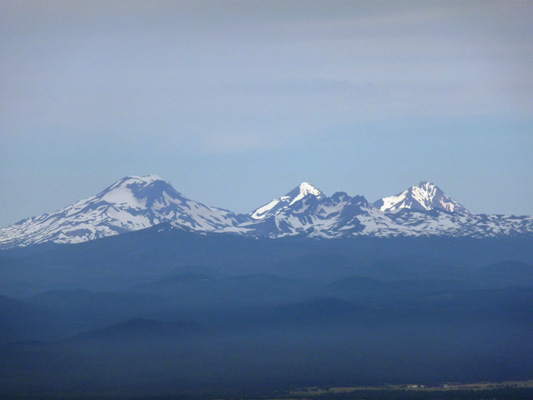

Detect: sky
1,0,532,227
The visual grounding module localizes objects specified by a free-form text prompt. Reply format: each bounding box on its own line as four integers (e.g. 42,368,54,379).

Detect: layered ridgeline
1,176,532,248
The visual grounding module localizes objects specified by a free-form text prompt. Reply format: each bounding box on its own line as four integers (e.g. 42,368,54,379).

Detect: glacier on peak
288,182,324,206
94,175,180,210
104,174,167,189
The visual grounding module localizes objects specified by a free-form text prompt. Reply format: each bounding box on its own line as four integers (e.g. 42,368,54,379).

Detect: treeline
3,387,533,400
310,387,533,400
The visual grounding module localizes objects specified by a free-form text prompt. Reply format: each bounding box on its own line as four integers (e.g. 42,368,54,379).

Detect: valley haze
1,175,532,397
1,209,532,397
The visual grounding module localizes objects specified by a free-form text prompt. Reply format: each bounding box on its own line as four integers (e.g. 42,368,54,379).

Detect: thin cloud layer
2,1,531,151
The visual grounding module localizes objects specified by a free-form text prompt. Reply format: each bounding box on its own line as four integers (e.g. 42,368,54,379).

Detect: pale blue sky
1,1,532,227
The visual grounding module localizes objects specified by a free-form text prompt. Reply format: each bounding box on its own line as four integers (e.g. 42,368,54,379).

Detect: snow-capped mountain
245,187,401,238
374,181,471,215
0,176,532,249
369,182,532,237
245,181,532,238
247,183,395,238
0,175,248,248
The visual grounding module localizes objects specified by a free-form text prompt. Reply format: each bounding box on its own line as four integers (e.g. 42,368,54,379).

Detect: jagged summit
250,182,325,220
374,181,470,215
284,182,324,206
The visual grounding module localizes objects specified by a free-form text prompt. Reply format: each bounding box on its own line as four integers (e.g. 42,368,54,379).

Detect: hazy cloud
1,1,532,225
2,0,532,151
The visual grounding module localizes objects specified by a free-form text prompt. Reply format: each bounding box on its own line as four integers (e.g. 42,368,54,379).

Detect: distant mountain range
1,175,532,248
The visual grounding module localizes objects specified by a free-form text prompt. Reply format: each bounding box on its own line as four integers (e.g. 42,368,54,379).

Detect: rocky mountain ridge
1,175,532,248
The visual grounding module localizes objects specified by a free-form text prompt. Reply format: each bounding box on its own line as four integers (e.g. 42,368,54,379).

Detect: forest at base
2,385,533,400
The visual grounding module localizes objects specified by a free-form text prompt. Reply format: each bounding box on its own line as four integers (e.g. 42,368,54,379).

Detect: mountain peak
417,180,434,187
374,182,470,215
112,174,168,187
128,174,165,182
299,181,321,192
96,175,177,209
285,182,324,206
250,182,324,220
